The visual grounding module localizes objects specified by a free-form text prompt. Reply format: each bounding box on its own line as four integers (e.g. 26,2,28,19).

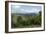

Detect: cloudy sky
11,5,42,14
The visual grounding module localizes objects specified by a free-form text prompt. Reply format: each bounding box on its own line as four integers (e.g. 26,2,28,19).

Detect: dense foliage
11,11,41,28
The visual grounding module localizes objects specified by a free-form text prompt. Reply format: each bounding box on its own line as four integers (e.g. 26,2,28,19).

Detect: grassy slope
11,15,41,28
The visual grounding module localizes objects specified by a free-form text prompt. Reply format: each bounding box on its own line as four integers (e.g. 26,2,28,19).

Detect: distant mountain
11,13,37,16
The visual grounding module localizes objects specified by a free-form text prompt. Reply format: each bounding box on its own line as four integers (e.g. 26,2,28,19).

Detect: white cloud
31,8,39,13
32,8,37,11
20,9,31,13
14,6,21,8
21,9,25,11
25,10,30,13
20,9,32,13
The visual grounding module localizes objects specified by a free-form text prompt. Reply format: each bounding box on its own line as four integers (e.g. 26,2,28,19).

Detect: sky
11,5,42,14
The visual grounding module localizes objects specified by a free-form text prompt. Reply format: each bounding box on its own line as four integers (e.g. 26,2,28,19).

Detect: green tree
39,11,41,16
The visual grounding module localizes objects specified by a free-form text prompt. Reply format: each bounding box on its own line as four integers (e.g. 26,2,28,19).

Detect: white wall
0,0,46,34
6,0,45,2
